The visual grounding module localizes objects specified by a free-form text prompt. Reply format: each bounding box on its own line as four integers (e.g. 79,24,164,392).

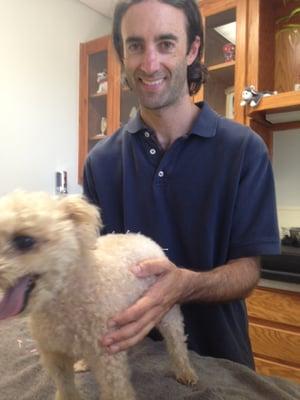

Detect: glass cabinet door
88,49,108,151
197,0,247,124
204,8,236,119
120,77,139,128
78,36,118,182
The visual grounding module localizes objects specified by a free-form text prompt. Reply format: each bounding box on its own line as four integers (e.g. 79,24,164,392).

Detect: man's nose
140,46,160,74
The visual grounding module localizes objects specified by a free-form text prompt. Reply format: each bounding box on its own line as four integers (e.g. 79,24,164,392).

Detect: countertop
258,278,300,293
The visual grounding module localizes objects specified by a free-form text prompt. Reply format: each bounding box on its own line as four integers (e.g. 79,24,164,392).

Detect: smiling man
122,7,195,109
83,0,280,369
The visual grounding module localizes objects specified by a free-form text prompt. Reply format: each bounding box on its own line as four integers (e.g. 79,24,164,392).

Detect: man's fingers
100,260,182,354
130,258,173,277
102,304,165,350
108,294,157,328
105,319,155,353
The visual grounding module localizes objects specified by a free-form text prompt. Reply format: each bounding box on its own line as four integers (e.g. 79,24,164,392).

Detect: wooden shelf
89,134,107,141
208,60,235,72
248,91,300,129
90,92,107,99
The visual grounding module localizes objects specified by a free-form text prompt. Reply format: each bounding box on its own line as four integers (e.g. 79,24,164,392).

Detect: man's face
121,0,198,111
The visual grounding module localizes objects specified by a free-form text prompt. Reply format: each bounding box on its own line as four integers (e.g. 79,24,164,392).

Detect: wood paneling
274,0,300,92
249,323,300,365
246,0,275,91
78,43,89,183
246,0,300,135
234,0,247,123
254,357,300,383
248,91,300,115
247,288,300,327
107,38,121,135
199,0,236,16
247,288,300,384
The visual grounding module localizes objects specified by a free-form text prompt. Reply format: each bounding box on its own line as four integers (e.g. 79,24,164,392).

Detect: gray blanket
0,318,299,400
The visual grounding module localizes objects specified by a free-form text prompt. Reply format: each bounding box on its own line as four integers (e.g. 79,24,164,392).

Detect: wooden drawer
249,322,300,365
247,288,300,327
254,356,300,384
247,287,300,384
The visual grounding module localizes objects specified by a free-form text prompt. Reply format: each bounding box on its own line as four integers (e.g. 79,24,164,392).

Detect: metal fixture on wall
55,171,68,194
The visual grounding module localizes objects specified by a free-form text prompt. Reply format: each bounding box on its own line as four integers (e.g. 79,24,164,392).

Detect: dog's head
0,191,102,319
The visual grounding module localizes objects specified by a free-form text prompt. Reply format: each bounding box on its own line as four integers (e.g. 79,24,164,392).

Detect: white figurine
96,71,108,94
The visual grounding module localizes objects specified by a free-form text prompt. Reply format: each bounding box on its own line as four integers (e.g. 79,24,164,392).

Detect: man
83,0,280,368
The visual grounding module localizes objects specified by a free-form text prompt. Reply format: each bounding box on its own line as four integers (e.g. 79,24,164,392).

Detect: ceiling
79,0,118,18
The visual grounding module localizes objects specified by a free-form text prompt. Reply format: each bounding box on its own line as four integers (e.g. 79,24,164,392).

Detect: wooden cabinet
196,0,248,124
246,287,300,384
247,0,300,95
197,0,300,157
78,35,138,182
78,35,119,182
245,0,300,154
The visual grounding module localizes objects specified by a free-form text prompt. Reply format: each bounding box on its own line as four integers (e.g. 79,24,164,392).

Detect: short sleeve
229,133,280,259
83,156,100,206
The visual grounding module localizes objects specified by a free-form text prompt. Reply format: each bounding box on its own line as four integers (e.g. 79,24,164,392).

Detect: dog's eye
12,235,36,251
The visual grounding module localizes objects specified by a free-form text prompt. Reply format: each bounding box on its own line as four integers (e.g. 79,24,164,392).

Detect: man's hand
100,259,194,354
100,256,260,354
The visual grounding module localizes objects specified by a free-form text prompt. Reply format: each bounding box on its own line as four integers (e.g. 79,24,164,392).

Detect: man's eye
127,43,143,54
12,235,36,251
159,41,175,52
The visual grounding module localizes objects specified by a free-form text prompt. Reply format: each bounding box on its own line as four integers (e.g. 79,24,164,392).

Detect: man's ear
187,35,201,66
58,195,103,246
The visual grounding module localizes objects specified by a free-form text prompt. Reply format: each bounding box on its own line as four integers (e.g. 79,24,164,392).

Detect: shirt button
149,148,156,155
144,131,150,138
158,170,164,178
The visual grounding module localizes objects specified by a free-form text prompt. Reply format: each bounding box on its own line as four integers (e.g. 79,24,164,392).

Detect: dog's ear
58,195,102,225
58,196,103,247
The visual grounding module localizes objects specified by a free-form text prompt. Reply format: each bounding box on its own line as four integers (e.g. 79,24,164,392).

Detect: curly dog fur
0,191,197,400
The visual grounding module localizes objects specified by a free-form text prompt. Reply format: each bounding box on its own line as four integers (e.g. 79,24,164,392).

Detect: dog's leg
40,350,82,400
87,351,136,400
158,306,198,385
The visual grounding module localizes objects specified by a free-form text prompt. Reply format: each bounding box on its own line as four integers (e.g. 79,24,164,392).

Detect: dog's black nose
12,235,36,251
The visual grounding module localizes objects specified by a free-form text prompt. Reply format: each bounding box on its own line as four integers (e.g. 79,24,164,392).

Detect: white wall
0,0,111,195
273,129,300,229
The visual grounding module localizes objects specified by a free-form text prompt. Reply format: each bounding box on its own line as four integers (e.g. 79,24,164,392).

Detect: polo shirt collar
126,101,218,138
126,111,148,133
190,102,218,138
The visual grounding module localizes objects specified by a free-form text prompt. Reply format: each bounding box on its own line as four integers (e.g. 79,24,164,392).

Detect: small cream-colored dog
0,191,197,400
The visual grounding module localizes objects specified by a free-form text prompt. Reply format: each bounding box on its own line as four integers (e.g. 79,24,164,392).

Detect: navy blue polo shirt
83,102,280,368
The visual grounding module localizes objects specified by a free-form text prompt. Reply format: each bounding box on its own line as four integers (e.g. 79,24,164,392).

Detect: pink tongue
0,276,32,320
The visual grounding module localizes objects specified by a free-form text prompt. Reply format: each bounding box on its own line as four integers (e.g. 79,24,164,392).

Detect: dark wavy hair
112,0,207,95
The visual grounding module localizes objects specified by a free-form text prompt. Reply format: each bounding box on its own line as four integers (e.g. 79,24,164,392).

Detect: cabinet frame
78,35,121,182
197,0,248,124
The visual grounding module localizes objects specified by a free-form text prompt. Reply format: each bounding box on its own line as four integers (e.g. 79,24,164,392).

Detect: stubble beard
124,64,189,111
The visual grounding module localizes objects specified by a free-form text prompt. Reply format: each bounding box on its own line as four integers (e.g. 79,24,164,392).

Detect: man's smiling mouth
139,77,165,91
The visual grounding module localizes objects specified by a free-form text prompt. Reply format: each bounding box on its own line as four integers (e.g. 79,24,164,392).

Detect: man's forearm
181,257,261,304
